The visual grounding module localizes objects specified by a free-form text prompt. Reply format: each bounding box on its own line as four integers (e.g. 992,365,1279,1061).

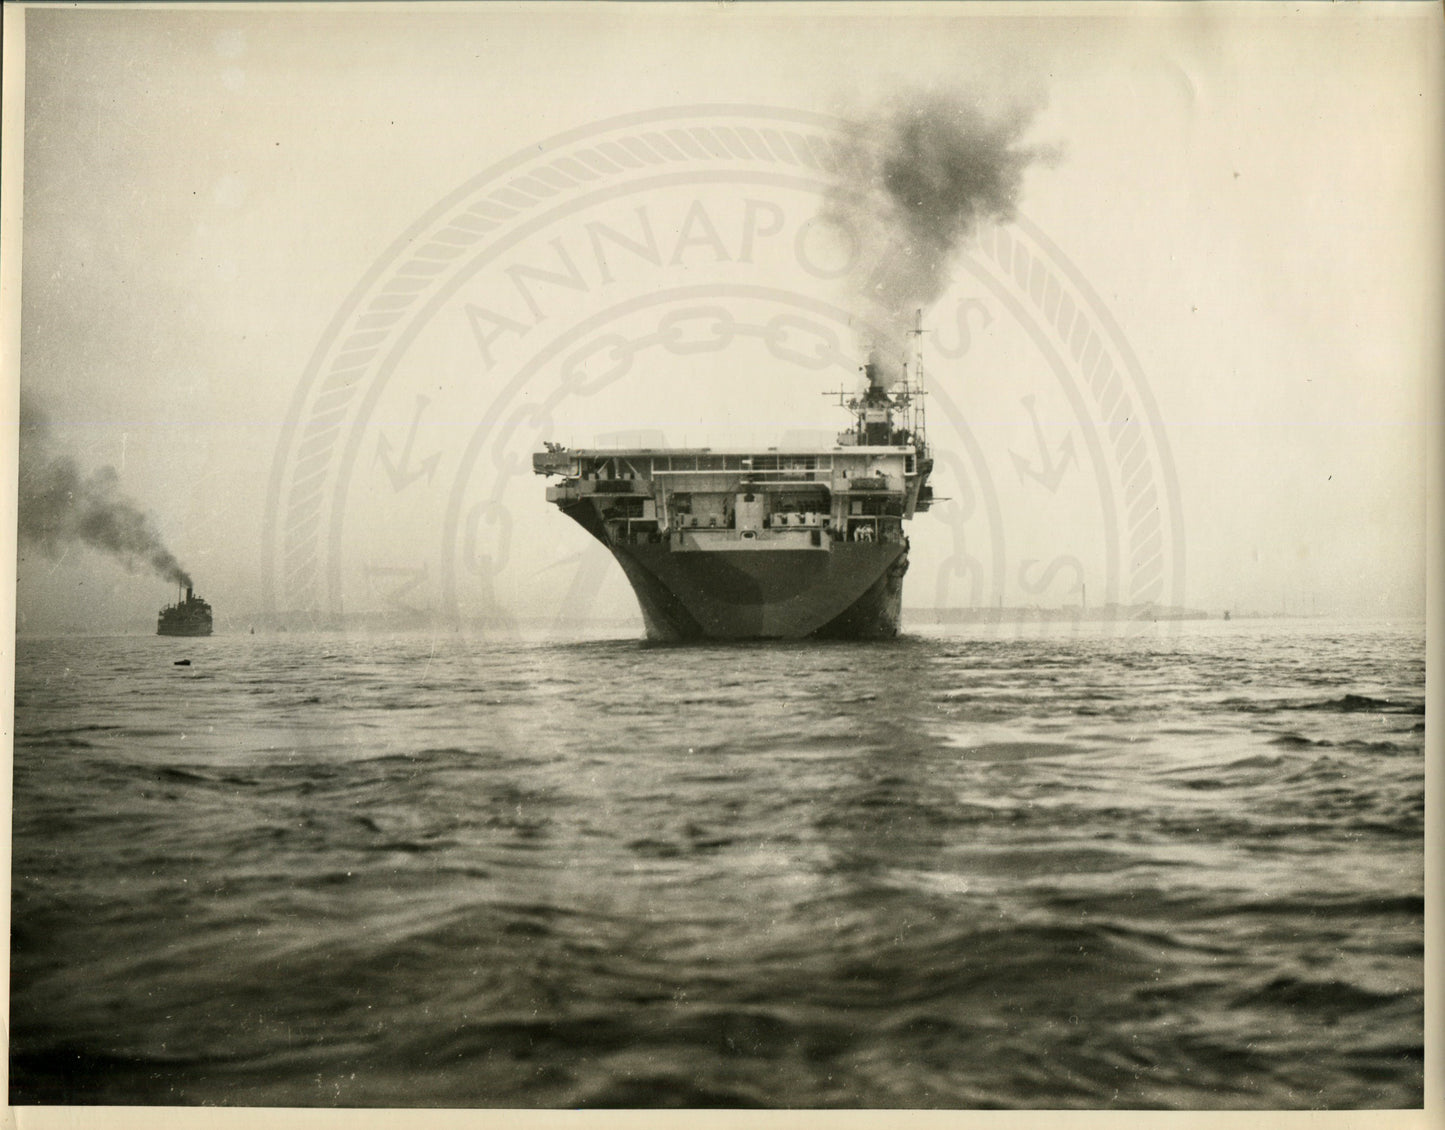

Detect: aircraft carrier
533,358,933,640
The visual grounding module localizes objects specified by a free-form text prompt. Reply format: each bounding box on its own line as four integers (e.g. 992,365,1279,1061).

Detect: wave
1229,975,1414,1013
1268,732,1330,748
1219,693,1424,715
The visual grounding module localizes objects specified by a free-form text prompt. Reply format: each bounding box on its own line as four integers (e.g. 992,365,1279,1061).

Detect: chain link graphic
558,307,852,391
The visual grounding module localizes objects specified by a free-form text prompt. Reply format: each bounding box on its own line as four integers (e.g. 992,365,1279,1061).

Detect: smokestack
823,90,1053,384
17,393,193,587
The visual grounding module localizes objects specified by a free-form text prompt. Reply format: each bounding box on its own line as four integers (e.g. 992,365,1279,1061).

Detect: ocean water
8,619,1426,1109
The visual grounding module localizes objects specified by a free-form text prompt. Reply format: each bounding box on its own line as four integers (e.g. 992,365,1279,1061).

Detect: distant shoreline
19,609,1426,637
908,604,1214,624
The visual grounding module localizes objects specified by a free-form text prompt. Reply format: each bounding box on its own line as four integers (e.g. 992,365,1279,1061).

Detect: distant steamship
157,584,213,637
533,343,935,641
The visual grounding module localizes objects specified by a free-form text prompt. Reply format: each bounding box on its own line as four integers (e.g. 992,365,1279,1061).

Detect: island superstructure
533,359,934,640
157,584,213,637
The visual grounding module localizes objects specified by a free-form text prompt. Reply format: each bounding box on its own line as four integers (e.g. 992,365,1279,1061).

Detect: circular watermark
263,104,1184,641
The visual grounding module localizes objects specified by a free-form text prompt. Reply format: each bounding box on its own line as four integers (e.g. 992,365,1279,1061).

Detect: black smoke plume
825,90,1052,382
18,393,191,587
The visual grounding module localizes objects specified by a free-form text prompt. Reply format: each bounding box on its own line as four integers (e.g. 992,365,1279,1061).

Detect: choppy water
9,619,1425,1108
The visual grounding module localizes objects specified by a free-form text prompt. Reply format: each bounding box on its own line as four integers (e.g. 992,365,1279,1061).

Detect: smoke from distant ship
825,90,1053,383
18,393,191,587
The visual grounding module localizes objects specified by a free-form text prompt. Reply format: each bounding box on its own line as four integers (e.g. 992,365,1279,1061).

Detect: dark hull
564,503,907,641
157,617,212,637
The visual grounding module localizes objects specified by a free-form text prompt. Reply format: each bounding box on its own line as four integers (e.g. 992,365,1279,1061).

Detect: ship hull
157,620,212,637
566,503,907,641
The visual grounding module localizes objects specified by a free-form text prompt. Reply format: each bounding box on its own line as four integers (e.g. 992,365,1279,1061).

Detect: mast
910,308,928,453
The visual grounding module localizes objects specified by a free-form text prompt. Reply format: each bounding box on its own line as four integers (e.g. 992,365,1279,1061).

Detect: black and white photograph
3,1,1439,1118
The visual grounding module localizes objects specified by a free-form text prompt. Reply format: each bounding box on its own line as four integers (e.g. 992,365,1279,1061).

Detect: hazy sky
7,2,1440,632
